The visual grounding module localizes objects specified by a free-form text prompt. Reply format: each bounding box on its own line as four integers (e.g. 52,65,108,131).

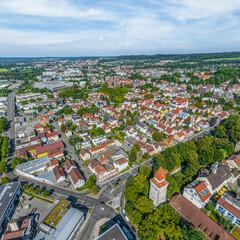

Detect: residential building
216,193,240,226
39,115,49,126
2,216,35,240
197,163,239,195
183,180,211,209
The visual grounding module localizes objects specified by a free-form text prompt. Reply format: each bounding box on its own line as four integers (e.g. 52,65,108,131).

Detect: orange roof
39,115,48,121
194,182,211,202
151,178,168,189
46,131,58,138
35,124,43,129
154,167,166,182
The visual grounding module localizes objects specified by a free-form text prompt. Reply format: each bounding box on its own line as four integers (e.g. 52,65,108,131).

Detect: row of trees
0,117,7,132
22,184,50,197
0,136,9,173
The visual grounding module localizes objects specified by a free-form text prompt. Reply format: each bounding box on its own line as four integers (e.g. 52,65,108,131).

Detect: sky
0,0,240,57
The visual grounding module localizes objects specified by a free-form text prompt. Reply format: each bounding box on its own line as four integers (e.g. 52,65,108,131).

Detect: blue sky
0,0,240,57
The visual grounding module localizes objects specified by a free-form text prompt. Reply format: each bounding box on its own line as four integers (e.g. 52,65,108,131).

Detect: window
226,212,234,221
218,206,226,215
236,219,240,226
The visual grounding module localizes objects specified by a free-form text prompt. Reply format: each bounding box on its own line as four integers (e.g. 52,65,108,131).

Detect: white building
215,193,240,226
183,180,211,209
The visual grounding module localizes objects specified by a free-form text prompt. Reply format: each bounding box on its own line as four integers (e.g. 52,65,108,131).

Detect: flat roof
0,183,21,223
35,207,84,240
95,224,128,240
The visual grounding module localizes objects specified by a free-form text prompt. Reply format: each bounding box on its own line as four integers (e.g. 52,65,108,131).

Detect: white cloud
166,0,240,22
0,0,111,20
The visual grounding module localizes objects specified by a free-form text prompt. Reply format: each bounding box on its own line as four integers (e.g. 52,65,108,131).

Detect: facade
0,183,22,234
183,181,211,209
15,156,65,184
149,167,168,206
215,193,240,226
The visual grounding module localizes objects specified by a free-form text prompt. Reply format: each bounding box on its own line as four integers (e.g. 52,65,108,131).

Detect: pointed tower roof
154,167,166,182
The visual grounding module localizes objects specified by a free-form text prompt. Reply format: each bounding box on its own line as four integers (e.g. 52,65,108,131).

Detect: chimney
9,221,19,231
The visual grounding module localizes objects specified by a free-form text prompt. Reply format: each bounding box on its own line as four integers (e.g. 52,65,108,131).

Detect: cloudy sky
0,0,240,57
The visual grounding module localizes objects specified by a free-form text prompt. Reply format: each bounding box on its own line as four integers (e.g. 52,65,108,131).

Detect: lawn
0,68,9,72
231,226,240,240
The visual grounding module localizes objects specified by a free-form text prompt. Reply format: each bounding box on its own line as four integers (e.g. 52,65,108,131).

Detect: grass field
204,57,240,61
0,68,9,72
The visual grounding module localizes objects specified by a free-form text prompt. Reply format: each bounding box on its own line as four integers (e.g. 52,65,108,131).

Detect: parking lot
13,195,58,224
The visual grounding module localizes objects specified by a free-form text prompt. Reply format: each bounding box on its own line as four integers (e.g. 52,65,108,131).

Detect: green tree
182,225,206,240
11,157,25,169
29,186,35,192
139,166,151,178
22,184,29,191
60,124,67,133
0,177,11,185
0,160,7,173
43,190,50,197
142,152,149,159
183,150,200,180
131,209,143,224
153,154,166,173
125,185,139,204
126,175,135,188
35,187,42,195
135,196,154,214
133,142,141,152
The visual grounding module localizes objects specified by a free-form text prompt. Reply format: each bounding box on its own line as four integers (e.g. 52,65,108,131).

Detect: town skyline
1,0,240,57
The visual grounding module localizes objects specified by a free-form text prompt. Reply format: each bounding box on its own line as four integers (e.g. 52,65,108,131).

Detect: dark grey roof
206,165,232,190
0,182,21,223
95,224,128,240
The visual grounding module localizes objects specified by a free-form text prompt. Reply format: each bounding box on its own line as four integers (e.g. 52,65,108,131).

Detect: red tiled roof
170,194,235,240
90,140,114,153
218,197,240,219
64,158,76,171
151,178,168,189
46,131,58,138
53,167,65,180
35,141,64,155
194,182,211,202
154,167,166,182
39,115,48,121
69,168,84,184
